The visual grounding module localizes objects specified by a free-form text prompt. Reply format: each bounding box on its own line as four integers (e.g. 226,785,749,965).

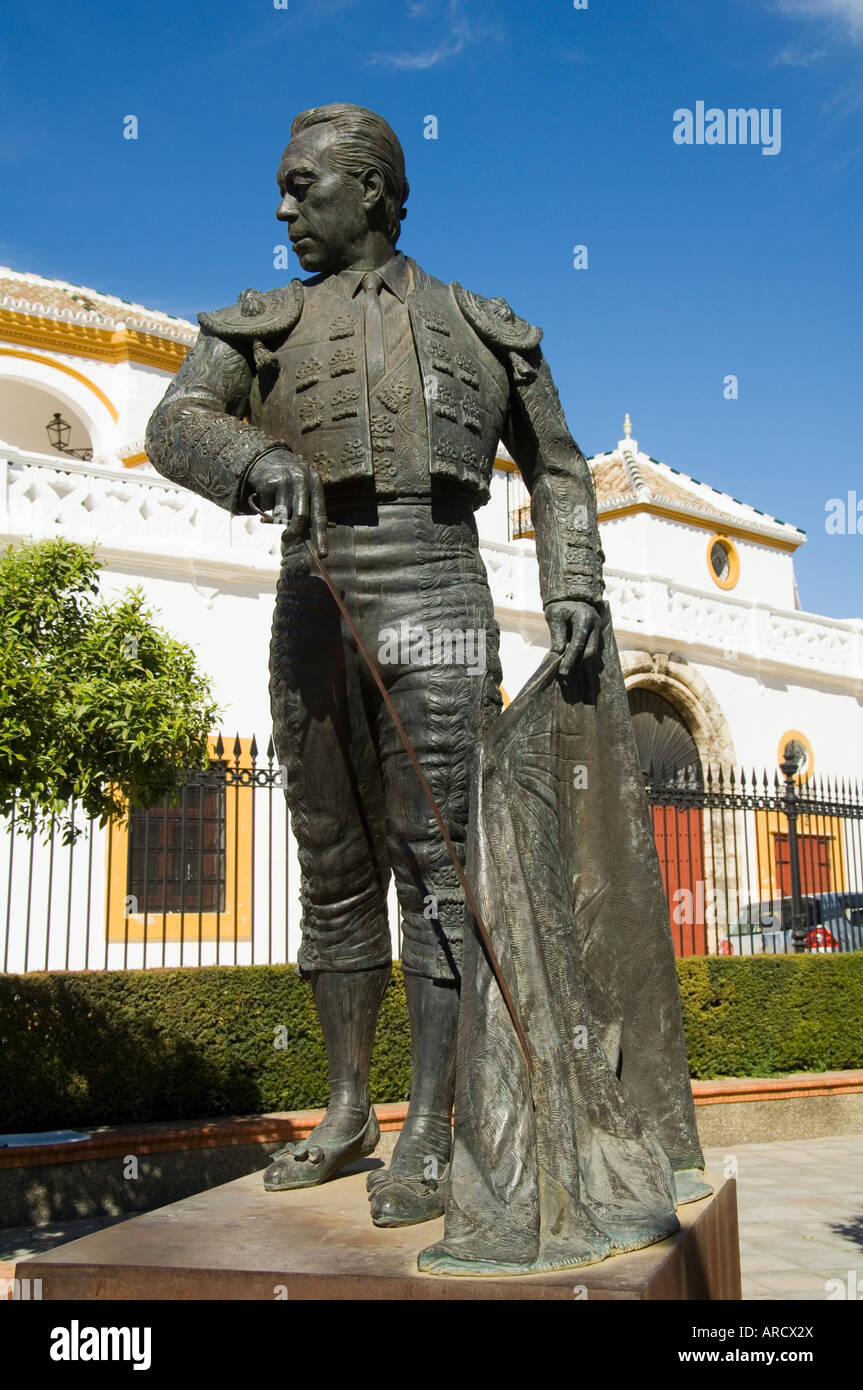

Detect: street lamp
779,741,806,953
45,412,93,461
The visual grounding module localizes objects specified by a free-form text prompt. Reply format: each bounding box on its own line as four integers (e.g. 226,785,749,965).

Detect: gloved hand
245,449,328,556
544,599,601,678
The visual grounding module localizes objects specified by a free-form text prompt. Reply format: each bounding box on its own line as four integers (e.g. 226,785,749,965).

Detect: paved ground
3,1134,862,1299
703,1135,863,1301
1,1212,132,1263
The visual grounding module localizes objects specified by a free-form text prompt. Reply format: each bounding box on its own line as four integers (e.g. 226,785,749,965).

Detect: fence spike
250,734,258,761
266,733,275,761
214,732,224,758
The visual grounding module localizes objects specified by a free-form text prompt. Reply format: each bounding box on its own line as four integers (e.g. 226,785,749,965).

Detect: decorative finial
623,413,632,438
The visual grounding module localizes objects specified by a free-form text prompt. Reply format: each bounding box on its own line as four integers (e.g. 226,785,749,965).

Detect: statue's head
277,104,409,273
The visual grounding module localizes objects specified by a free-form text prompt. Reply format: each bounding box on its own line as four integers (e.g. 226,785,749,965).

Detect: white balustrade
2,448,860,681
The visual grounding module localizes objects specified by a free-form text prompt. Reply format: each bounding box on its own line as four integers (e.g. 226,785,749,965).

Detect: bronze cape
419,606,710,1275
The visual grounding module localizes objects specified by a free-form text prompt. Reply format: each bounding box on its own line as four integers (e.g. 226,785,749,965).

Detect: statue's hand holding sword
246,448,328,555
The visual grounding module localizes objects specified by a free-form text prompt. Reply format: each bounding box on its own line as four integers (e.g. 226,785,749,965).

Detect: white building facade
1,268,861,971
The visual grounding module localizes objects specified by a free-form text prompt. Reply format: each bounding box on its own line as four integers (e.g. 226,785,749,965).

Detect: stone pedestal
20,1162,740,1300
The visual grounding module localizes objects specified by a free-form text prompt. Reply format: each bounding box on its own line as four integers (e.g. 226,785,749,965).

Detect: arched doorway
0,379,94,456
0,350,117,457
627,688,706,955
628,689,704,787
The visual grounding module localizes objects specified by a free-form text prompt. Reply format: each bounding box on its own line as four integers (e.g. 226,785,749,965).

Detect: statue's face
276,126,374,274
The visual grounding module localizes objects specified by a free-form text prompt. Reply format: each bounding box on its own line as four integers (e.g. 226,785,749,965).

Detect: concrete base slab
19,1161,740,1301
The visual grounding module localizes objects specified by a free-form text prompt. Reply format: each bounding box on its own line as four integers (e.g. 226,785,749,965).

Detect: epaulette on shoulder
452,283,543,354
198,282,304,343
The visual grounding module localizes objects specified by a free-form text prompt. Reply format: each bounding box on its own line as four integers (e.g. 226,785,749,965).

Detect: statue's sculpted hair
290,103,409,246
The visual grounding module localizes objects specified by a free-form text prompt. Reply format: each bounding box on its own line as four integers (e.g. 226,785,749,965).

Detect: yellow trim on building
707,534,741,590
601,502,799,553
0,346,120,423
105,737,254,944
777,729,816,785
0,310,190,372
493,461,801,553
121,451,148,469
753,807,847,903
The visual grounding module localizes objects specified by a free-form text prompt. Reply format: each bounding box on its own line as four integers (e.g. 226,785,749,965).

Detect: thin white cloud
824,78,863,119
369,36,468,70
772,0,863,41
771,41,828,65
369,0,500,70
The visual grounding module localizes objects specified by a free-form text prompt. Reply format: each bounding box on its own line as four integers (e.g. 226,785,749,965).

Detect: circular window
707,535,740,590
777,730,814,785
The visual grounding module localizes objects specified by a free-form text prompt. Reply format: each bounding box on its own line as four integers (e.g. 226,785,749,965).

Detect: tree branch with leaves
0,539,220,842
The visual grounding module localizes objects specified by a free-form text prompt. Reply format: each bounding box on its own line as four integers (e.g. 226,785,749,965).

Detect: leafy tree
0,539,220,840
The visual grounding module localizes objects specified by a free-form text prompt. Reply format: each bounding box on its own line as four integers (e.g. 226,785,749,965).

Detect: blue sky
1,0,861,617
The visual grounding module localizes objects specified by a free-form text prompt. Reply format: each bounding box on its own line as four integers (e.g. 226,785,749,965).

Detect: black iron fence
1,735,299,975
646,754,863,957
2,739,862,973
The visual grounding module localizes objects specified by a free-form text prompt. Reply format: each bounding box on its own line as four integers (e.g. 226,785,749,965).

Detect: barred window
127,779,226,915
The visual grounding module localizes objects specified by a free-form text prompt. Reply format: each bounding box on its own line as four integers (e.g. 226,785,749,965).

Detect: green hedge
678,954,863,1079
0,954,861,1131
0,965,411,1132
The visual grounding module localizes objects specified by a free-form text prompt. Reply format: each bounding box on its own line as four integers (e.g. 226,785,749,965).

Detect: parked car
722,893,863,955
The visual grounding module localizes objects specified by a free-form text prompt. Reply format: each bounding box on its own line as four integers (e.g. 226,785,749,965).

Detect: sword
255,498,533,1073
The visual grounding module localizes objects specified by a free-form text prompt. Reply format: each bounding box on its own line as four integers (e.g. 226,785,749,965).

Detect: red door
651,806,706,955
774,833,833,896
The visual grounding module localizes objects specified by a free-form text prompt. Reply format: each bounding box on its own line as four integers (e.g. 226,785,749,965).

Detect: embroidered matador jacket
145,253,604,610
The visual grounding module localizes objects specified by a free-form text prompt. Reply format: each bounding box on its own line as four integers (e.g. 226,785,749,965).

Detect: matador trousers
269,497,503,982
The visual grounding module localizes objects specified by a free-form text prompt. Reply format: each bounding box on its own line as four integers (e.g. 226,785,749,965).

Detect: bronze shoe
367,1163,450,1227
263,1108,380,1191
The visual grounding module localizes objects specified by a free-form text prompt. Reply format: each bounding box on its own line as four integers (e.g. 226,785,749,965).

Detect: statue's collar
333,251,411,303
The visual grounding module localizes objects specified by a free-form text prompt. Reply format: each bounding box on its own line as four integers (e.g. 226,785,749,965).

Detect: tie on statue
145,101,710,1273
360,270,386,390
